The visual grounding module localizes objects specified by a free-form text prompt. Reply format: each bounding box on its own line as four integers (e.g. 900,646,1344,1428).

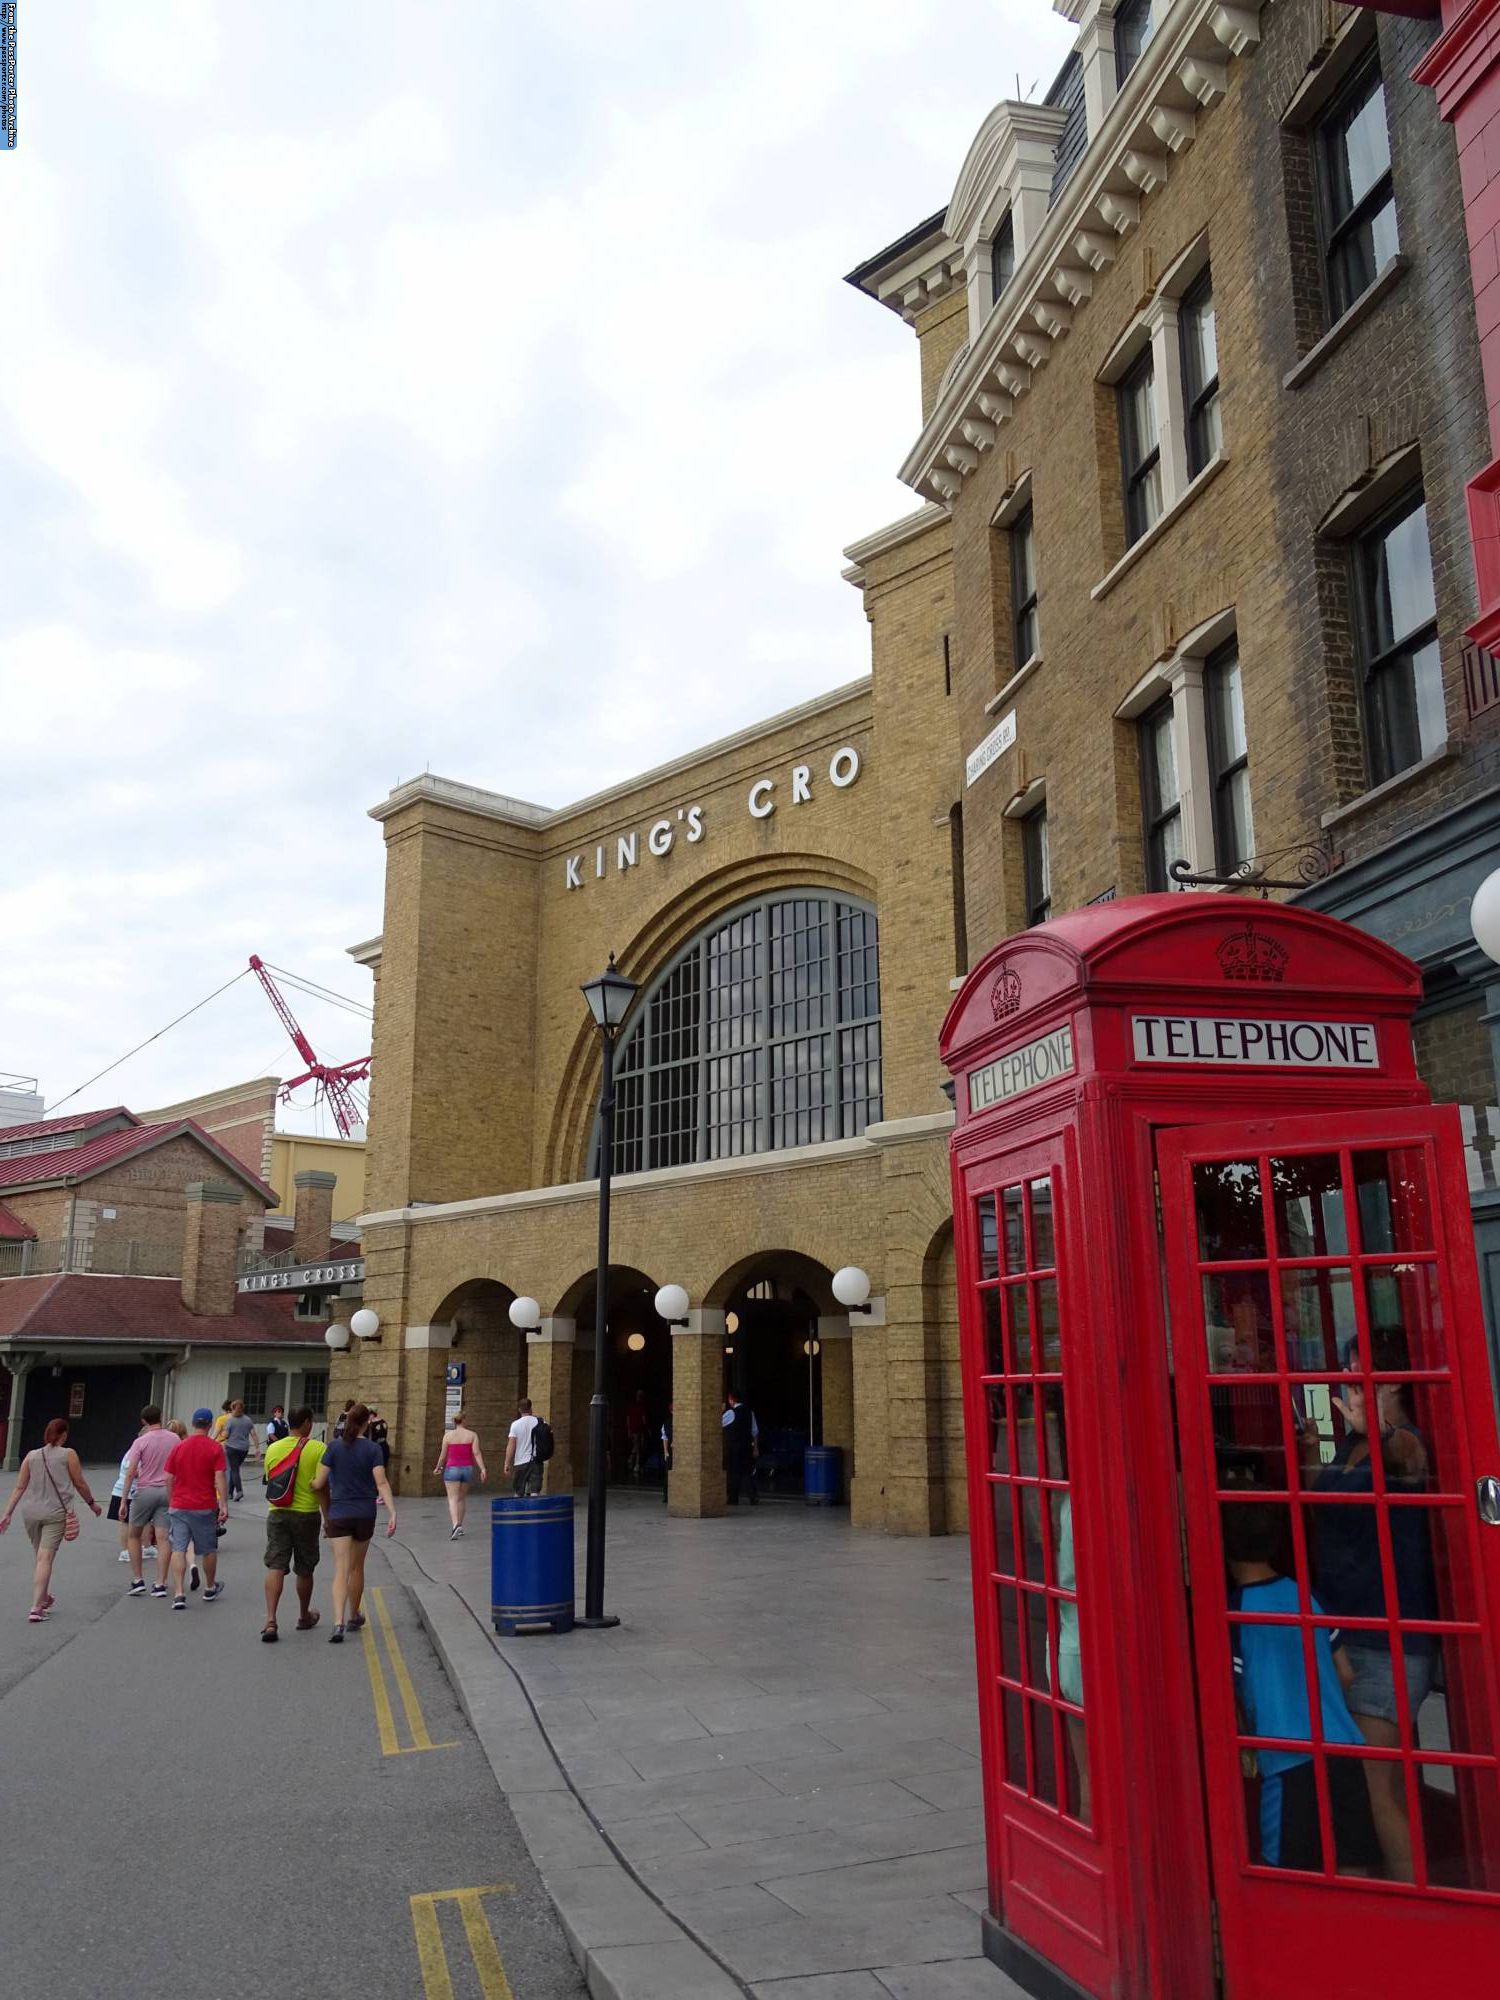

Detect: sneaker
172,1596,186,1611
149,1584,168,1599
449,1524,461,1540
329,1624,345,1644
117,1549,131,1563
128,1579,146,1596
189,1565,200,1593
202,1583,224,1603
347,1612,366,1632
143,1546,158,1560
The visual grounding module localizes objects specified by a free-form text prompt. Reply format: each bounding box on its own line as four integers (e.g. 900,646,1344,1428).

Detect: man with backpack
260,1406,327,1642
504,1398,552,1496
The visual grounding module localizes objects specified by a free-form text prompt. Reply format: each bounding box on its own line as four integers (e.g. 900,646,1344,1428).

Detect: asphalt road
0,1476,585,2000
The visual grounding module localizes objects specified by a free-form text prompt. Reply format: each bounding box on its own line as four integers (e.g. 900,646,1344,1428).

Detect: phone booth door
1159,1105,1500,1999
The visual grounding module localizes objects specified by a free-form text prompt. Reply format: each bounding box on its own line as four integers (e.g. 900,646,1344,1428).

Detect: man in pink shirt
122,1406,179,1600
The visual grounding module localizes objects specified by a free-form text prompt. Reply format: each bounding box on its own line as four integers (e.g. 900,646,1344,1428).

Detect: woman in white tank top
0,1416,102,1621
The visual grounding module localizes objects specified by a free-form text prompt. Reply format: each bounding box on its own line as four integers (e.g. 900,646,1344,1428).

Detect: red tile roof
0,1107,137,1145
0,1274,327,1346
0,1203,37,1241
0,1119,278,1204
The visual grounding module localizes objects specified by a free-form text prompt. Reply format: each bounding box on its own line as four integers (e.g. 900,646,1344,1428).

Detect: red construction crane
248,955,371,1139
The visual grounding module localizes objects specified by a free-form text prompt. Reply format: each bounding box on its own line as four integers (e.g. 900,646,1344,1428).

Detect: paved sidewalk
394,1488,1027,2000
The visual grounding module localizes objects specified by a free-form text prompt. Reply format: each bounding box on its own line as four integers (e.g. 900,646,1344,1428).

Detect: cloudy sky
1,0,1073,1134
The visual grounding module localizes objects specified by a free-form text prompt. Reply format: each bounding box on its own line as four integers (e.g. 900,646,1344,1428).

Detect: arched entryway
708,1251,844,1501
555,1265,668,1491
405,1279,521,1494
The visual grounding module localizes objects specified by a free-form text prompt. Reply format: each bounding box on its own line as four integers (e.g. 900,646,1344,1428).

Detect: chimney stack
292,1169,338,1263
182,1180,242,1318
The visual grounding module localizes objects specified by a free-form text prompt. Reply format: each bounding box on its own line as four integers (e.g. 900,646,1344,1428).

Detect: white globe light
654,1283,690,1322
832,1266,872,1309
1474,868,1500,965
325,1322,351,1351
509,1296,542,1331
349,1308,381,1340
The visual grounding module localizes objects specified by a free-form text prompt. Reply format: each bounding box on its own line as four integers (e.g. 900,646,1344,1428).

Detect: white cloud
0,0,1074,1125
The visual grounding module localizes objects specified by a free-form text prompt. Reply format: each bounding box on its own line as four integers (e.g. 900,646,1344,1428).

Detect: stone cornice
900,0,1267,504
358,1130,886,1230
367,678,872,832
841,503,951,570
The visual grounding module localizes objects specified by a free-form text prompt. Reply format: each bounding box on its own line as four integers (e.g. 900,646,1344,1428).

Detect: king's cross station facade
327,0,1500,1990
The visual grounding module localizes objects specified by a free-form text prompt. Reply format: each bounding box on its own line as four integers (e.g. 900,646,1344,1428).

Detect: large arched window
601,894,881,1176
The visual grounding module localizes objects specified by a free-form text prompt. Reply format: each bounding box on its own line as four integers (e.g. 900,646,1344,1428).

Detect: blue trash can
804,1445,843,1506
491,1494,574,1635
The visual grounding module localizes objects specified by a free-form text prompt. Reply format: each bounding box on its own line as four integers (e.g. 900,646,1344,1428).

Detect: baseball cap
191,1407,215,1426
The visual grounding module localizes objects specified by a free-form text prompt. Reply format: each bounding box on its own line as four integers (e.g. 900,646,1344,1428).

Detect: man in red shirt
164,1408,228,1611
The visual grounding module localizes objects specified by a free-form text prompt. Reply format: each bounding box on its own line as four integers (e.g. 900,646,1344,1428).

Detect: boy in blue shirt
1225,1502,1381,1874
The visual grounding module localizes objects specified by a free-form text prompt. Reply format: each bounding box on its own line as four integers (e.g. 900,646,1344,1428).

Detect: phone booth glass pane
1184,1137,1500,1894
976,1175,1090,1825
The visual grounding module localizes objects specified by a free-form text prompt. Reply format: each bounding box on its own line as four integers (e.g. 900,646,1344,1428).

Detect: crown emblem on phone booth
990,964,1023,1018
1216,921,1289,983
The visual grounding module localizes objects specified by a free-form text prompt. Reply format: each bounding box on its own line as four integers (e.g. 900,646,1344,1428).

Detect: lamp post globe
509,1296,542,1332
325,1322,351,1352
349,1308,380,1340
1473,867,1500,966
832,1266,872,1310
580,953,639,1032
654,1283,690,1324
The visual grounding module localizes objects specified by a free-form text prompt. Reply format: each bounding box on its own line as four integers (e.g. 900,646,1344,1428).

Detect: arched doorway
711,1251,840,1500
411,1279,521,1493
557,1266,668,1490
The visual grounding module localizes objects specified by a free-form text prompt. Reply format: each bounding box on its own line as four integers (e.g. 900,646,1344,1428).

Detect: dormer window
1115,0,1153,88
990,214,1016,306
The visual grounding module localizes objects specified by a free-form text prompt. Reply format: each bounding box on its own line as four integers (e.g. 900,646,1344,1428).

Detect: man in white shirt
504,1399,542,1496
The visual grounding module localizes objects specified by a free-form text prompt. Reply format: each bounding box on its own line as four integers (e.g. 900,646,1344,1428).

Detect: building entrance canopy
940,894,1500,2000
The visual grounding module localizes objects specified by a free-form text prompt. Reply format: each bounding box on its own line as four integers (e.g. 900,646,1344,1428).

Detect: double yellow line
362,1586,456,1757
410,1886,516,2000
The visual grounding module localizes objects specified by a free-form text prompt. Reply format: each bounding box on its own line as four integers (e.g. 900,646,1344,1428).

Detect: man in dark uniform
723,1390,759,1507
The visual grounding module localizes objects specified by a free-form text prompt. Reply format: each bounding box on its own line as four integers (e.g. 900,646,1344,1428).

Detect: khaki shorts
264,1510,321,1576
25,1517,65,1553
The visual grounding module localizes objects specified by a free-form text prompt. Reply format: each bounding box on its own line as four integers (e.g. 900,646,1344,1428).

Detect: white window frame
1100,233,1213,526
1116,608,1240,884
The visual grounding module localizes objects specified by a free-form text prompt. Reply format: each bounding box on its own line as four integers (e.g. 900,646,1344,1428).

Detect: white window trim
991,467,1033,529
1115,610,1240,882
1101,236,1213,528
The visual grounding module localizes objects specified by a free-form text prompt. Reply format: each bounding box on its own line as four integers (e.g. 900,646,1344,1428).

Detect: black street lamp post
578,953,638,1628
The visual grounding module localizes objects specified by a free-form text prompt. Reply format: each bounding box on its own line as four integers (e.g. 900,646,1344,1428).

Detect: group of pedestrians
0,1399,399,1642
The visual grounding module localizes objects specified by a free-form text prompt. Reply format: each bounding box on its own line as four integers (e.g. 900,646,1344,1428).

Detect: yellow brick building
335,675,976,1534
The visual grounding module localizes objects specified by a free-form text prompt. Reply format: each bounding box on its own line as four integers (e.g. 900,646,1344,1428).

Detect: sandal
27,1608,47,1623
296,1609,320,1630
261,1622,279,1643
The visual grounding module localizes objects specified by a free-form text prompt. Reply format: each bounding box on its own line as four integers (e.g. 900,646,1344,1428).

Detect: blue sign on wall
445,1363,466,1386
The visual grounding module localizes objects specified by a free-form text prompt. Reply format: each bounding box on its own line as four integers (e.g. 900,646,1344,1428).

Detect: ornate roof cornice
900,0,1268,504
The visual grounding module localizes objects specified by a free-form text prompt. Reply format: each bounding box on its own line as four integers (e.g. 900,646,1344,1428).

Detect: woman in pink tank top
433,1413,486,1538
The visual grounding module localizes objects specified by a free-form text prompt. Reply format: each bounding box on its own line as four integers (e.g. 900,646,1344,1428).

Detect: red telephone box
939,896,1500,2000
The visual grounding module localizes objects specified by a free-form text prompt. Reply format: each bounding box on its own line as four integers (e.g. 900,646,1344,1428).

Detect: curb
385,1541,747,2000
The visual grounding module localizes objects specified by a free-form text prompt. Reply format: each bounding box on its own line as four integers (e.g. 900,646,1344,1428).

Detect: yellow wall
269,1132,366,1226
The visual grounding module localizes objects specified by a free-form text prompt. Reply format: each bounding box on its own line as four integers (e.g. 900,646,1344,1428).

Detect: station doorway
723,1274,826,1499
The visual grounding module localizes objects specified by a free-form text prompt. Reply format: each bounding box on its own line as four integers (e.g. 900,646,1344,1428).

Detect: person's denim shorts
1342,1642,1437,1725
167,1509,220,1556
444,1466,475,1484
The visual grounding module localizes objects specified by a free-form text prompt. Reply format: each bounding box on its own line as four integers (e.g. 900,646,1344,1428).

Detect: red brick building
0,1106,330,1467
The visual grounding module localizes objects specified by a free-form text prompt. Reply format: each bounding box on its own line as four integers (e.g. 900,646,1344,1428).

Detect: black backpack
530,1416,555,1463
